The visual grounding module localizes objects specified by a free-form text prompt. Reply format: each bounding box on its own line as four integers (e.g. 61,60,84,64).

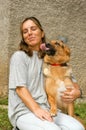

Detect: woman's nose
28,28,32,34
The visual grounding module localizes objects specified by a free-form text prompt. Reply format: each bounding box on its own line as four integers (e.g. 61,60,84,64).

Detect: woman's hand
33,107,53,122
61,86,81,103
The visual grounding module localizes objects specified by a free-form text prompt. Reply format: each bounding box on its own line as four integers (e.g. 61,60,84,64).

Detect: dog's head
40,40,70,64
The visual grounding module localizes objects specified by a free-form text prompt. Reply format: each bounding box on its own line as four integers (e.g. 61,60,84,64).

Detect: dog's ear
58,40,71,56
64,45,70,56
51,40,57,44
38,49,46,58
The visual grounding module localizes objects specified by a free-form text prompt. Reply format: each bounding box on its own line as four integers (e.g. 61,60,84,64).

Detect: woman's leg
54,111,85,130
16,113,61,130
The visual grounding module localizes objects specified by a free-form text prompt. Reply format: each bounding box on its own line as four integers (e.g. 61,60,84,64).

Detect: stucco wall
0,0,86,98
0,0,10,96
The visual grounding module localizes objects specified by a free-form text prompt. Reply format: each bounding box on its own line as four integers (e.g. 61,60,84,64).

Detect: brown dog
40,40,74,117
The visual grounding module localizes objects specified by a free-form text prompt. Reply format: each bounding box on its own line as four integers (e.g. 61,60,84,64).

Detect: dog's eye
62,45,64,48
55,42,60,46
46,43,51,48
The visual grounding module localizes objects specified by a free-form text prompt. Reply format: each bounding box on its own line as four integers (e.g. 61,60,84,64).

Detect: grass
0,97,86,130
0,108,12,130
74,102,86,128
0,97,8,105
0,97,12,130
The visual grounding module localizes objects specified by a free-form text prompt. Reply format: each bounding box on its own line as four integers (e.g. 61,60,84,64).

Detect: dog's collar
50,63,61,66
50,63,67,66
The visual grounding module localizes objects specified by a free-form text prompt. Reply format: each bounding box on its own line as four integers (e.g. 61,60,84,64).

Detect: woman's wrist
73,83,83,98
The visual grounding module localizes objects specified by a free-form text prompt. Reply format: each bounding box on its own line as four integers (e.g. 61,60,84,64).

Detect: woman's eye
31,26,37,31
23,30,28,34
22,26,38,34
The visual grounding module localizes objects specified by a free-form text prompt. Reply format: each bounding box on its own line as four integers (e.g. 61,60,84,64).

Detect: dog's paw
50,110,57,117
50,112,57,117
44,68,50,75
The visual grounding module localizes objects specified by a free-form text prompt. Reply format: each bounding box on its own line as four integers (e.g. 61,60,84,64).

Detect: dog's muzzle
45,43,56,56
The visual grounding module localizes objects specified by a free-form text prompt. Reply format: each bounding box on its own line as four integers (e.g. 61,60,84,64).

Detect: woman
8,16,85,130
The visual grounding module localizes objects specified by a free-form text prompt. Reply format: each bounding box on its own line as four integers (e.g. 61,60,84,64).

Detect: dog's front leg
48,95,57,116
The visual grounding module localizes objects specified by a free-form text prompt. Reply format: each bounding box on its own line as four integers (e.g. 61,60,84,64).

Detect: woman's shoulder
11,50,27,58
10,51,29,62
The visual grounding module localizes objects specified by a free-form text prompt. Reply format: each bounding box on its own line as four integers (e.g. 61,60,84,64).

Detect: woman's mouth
29,37,35,41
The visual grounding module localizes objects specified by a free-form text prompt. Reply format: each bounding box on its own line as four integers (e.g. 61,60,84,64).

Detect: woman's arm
16,86,53,122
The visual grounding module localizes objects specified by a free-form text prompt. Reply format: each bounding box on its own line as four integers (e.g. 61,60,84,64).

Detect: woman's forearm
16,86,40,112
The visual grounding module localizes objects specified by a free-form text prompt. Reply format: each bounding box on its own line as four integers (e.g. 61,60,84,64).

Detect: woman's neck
29,44,40,51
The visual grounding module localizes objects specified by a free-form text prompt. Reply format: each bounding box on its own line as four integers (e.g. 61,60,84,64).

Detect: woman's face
22,20,44,51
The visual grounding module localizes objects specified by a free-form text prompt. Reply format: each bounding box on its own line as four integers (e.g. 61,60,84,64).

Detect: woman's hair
19,16,46,58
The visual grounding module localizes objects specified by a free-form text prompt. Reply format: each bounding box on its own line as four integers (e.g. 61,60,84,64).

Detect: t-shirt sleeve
70,73,77,83
9,51,29,89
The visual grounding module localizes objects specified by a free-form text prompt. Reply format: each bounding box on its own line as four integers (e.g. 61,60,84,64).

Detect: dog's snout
45,43,56,56
46,43,51,48
49,50,56,56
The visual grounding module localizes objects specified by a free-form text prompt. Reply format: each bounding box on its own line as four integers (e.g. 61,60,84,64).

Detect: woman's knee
17,122,61,130
54,112,85,130
44,122,61,130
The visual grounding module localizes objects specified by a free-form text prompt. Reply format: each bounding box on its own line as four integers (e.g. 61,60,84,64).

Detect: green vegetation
75,103,86,126
0,97,8,105
0,97,12,130
0,97,86,130
0,108,12,130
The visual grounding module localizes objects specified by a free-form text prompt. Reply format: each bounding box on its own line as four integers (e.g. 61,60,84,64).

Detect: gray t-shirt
8,51,49,127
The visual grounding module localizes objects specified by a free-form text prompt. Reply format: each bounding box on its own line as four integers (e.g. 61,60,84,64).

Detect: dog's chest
56,79,66,98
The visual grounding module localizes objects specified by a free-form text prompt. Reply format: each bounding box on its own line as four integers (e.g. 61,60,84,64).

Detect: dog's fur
40,40,74,116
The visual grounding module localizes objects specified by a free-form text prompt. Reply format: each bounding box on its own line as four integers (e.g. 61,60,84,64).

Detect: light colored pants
16,111,85,130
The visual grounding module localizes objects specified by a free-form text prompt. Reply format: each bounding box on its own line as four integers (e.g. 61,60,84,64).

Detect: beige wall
0,0,10,96
0,0,86,98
